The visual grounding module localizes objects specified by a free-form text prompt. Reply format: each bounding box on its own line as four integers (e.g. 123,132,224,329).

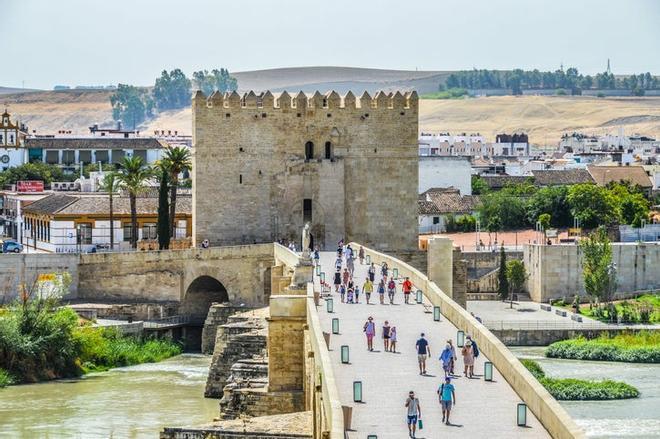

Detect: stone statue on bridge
302,222,313,259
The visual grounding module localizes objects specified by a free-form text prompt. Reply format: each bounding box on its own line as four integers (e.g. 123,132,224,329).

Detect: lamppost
76,224,82,253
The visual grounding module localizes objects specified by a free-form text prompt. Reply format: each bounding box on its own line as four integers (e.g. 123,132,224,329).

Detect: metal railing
481,320,658,331
143,315,192,329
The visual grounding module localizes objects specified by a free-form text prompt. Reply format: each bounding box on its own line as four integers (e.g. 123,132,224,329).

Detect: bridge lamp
393,268,399,279
433,306,441,321
315,264,321,276
457,330,465,347
365,254,371,265
416,289,423,304
332,318,339,334
320,272,325,283
353,381,362,402
517,403,527,426
367,436,377,439
484,361,493,381
326,298,334,313
341,345,349,364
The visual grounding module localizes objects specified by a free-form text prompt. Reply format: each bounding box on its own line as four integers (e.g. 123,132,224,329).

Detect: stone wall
525,243,660,302
202,303,254,354
491,327,653,346
0,253,78,301
193,90,419,252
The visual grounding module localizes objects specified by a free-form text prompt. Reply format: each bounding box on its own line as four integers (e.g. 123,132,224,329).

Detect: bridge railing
143,315,192,328
352,242,585,439
274,242,301,269
306,282,344,439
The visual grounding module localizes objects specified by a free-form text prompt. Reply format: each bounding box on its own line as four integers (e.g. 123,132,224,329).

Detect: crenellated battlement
193,89,418,111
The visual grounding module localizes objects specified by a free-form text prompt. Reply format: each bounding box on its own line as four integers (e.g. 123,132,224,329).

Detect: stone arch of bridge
181,275,229,322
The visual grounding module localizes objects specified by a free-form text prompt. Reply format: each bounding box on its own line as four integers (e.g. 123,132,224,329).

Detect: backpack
472,341,480,358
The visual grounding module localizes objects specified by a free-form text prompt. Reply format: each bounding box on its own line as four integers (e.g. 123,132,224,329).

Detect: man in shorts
402,277,413,304
437,376,456,425
404,390,422,438
415,333,430,375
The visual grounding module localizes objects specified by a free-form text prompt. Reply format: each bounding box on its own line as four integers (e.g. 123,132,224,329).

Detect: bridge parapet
352,242,584,439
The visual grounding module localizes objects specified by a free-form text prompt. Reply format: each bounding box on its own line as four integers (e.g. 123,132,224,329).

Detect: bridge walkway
314,251,549,439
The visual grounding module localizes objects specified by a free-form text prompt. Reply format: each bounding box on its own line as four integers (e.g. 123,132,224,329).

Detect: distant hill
0,86,41,95
2,67,660,143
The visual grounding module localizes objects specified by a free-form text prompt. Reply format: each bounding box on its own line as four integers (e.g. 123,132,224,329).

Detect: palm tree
99,172,120,250
117,156,152,249
162,146,191,238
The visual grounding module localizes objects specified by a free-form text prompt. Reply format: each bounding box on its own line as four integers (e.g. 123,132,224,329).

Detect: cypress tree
157,167,170,250
498,245,509,301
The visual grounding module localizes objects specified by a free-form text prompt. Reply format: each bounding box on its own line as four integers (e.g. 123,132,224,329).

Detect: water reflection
0,354,218,438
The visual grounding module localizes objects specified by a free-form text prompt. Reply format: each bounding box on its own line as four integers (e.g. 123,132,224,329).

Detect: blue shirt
416,338,429,355
439,383,455,401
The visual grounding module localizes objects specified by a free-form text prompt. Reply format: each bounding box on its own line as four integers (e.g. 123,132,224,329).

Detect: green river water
512,346,660,439
0,354,218,438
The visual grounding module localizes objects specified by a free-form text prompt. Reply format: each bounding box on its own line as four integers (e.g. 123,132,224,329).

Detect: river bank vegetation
521,359,639,400
0,296,181,386
546,332,660,363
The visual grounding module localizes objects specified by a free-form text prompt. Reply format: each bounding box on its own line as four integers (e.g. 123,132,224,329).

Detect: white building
419,156,472,195
0,110,28,171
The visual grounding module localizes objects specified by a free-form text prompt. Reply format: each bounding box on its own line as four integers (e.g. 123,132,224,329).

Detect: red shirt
402,279,412,293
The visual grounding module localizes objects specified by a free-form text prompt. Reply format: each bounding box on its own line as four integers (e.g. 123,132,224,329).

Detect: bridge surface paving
315,251,550,439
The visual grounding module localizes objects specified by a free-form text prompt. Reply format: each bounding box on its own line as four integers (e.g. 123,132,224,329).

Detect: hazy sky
2,0,659,89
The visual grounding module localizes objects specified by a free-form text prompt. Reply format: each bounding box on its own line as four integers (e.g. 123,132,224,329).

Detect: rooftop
587,165,653,188
25,137,167,150
23,194,192,216
532,169,594,186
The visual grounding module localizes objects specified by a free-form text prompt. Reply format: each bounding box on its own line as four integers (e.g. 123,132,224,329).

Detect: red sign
17,181,44,193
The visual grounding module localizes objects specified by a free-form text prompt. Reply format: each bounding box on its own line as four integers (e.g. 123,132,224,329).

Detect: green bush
546,332,660,363
420,88,468,100
0,369,14,387
521,359,639,400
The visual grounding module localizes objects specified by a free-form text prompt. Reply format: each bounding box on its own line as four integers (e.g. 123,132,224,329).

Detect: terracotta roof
532,169,594,186
481,175,530,189
25,137,166,150
24,194,191,216
587,165,652,188
418,190,481,215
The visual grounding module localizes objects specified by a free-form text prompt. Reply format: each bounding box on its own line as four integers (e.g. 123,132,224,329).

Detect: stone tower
192,89,418,252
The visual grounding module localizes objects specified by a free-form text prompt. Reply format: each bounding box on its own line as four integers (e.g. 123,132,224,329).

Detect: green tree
99,172,120,250
157,165,170,250
538,213,551,239
117,156,152,248
153,69,192,111
506,259,527,307
0,163,74,188
110,84,152,129
607,182,649,226
526,186,572,228
162,146,192,238
498,245,509,301
580,228,615,307
567,183,619,228
192,68,238,95
471,174,488,195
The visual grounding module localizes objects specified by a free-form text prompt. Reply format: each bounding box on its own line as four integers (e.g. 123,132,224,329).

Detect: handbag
418,418,423,430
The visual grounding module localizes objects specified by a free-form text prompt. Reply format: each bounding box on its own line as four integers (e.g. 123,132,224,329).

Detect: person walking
405,391,422,438
363,277,373,304
313,246,320,266
347,253,355,276
381,262,389,279
358,246,365,264
363,317,376,351
334,257,342,272
377,278,386,304
439,343,453,378
354,284,360,303
437,376,456,425
333,270,341,293
387,276,397,304
447,339,457,375
390,326,397,353
368,263,376,282
346,286,354,304
402,277,413,304
415,333,430,375
342,268,350,287
339,284,346,303
382,320,391,352
467,335,480,374
462,340,475,378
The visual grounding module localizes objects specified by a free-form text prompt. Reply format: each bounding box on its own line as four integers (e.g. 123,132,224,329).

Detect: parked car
1,240,23,253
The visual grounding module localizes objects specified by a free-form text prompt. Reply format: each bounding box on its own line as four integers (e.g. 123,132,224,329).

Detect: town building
419,155,471,195
418,187,480,234
531,169,594,187
193,90,419,251
0,110,29,170
0,189,50,240
20,193,191,252
587,165,654,195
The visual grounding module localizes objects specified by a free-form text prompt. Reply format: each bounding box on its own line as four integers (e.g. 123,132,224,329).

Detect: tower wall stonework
193,90,418,251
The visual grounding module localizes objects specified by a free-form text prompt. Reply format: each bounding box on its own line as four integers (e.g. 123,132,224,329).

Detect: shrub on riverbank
546,332,660,363
0,298,182,385
0,369,14,387
521,359,639,400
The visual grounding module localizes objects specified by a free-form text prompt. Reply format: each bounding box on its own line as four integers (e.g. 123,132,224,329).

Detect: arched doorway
182,275,229,322
305,141,314,160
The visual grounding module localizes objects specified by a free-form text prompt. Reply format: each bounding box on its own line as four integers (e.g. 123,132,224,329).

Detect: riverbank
0,354,218,438
512,346,660,438
546,331,660,363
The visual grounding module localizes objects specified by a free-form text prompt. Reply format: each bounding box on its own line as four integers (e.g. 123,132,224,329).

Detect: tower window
239,174,243,184
325,141,333,159
305,141,314,160
303,199,312,223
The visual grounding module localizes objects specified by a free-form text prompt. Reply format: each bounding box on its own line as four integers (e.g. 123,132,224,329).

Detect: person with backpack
437,376,456,425
387,276,397,304
439,343,453,378
467,335,480,375
462,340,475,378
404,390,422,438
363,316,376,351
363,277,373,304
377,278,386,304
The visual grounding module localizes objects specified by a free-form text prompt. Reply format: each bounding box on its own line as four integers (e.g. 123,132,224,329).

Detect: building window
78,223,93,245
62,150,75,165
433,217,440,225
303,198,312,223
305,141,314,160
123,223,133,242
325,141,333,159
239,174,243,184
142,223,157,240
